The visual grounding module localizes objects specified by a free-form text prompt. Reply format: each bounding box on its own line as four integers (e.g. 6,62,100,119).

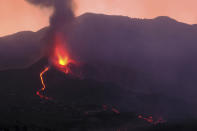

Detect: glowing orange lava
37,66,50,100
37,33,76,100
51,34,75,74
138,115,166,125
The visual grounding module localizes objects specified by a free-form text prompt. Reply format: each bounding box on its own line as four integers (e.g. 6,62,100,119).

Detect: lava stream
37,34,76,100
51,34,76,75
37,66,51,100
138,115,166,125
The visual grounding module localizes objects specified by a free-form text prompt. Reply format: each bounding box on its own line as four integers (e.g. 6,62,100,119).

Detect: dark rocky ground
0,58,197,131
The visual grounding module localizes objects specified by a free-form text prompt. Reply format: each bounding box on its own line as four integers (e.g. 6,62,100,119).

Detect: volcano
36,33,77,100
1,13,197,130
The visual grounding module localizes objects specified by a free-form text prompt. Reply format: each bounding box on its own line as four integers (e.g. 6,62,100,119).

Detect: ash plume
26,0,75,33
25,0,75,57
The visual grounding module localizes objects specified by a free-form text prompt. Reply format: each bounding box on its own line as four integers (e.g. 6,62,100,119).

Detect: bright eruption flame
51,34,75,74
59,57,68,66
36,33,75,99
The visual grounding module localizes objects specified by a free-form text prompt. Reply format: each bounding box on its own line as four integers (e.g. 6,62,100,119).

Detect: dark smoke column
26,0,75,31
25,0,75,56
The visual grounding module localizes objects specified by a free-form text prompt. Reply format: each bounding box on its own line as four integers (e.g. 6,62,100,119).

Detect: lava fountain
36,33,76,100
50,34,76,75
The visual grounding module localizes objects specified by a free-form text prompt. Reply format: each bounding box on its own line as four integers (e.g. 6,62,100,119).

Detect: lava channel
36,33,76,100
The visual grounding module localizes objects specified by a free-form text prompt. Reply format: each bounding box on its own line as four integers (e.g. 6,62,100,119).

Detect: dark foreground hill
0,58,197,131
0,58,150,131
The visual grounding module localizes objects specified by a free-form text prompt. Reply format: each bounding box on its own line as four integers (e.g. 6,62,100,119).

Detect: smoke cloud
26,0,75,33
25,0,76,58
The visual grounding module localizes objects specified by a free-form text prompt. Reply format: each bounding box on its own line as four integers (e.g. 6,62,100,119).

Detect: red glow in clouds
36,33,75,99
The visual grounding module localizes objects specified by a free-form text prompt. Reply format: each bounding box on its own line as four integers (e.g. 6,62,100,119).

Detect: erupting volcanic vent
51,34,76,74
36,33,76,100
26,0,167,126
24,0,77,100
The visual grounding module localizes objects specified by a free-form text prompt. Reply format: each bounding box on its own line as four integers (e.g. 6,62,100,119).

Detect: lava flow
37,66,51,100
138,114,166,125
36,34,76,100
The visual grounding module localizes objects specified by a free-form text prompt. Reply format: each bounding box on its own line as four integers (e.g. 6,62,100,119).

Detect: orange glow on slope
37,66,51,100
